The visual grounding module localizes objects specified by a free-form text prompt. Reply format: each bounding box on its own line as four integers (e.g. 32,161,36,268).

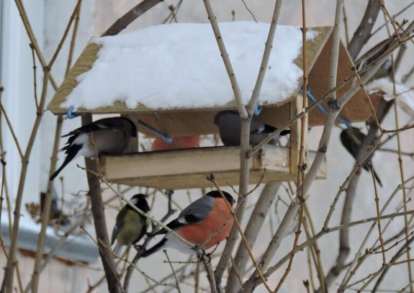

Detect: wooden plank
105,146,253,180
307,33,371,124
104,145,326,189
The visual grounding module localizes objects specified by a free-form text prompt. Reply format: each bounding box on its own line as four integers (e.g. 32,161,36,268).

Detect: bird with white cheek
214,110,290,146
50,117,137,180
142,190,236,257
111,194,150,255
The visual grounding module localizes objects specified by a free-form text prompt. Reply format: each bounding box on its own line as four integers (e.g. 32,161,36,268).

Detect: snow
365,77,414,117
62,22,318,111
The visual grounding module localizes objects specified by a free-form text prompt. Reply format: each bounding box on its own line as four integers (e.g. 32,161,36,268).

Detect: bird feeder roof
48,22,371,136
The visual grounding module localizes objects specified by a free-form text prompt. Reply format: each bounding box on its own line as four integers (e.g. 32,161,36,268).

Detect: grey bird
111,194,150,255
214,110,290,146
340,127,382,187
50,117,137,180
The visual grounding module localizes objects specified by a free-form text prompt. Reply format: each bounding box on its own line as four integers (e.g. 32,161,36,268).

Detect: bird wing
340,128,365,159
156,196,215,235
111,207,128,245
177,195,215,224
250,120,267,135
62,118,128,149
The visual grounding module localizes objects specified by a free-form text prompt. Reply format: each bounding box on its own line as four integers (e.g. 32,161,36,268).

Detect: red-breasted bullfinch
111,194,150,255
151,136,201,151
214,110,290,146
142,190,235,257
50,117,137,180
340,127,382,186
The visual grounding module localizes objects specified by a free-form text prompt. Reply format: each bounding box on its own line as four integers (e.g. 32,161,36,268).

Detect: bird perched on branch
214,110,290,146
111,194,150,255
340,127,382,187
142,190,235,257
50,117,137,180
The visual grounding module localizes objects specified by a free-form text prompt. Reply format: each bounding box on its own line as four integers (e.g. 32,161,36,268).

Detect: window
0,0,97,263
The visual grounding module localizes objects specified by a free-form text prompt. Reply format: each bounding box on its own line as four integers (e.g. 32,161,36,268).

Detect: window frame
0,0,98,264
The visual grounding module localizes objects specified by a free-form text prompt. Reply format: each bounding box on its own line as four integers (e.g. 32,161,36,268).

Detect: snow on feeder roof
48,22,370,137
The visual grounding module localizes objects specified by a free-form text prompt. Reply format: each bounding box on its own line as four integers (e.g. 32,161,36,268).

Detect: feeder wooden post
290,94,310,175
290,95,302,175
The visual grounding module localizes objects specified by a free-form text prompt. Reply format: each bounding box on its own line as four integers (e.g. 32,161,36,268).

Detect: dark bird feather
340,127,382,187
50,117,137,181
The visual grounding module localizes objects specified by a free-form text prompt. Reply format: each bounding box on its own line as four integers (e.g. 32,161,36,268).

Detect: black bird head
130,194,150,213
214,110,238,125
206,190,236,206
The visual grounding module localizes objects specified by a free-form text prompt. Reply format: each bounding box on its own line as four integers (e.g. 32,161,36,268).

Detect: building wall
1,0,413,292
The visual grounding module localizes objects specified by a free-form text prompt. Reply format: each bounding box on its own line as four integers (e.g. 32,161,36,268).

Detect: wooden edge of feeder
101,145,326,190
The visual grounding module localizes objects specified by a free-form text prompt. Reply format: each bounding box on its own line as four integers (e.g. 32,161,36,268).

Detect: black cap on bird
111,194,150,255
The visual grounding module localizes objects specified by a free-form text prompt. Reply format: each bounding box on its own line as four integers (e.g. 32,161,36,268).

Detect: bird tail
113,244,123,256
141,238,167,258
373,169,383,187
50,144,82,181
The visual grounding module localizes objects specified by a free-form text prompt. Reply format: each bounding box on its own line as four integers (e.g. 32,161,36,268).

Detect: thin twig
30,44,39,111
370,1,414,37
163,250,182,293
102,0,163,36
369,164,386,265
1,68,50,293
246,0,284,114
201,0,247,118
0,102,23,160
227,183,281,291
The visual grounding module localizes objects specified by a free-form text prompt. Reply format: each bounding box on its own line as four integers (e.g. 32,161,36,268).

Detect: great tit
111,194,150,255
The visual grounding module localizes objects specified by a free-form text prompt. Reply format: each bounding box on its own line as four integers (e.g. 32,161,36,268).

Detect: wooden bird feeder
47,23,371,190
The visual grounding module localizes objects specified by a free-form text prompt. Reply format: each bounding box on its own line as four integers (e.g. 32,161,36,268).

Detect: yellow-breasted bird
111,194,150,255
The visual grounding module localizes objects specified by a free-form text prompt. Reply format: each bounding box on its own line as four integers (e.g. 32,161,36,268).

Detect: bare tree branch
347,0,382,60
102,0,164,37
226,183,281,292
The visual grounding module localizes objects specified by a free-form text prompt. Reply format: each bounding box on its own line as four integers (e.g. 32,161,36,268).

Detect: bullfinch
214,110,290,146
340,127,382,186
151,136,201,151
142,190,236,257
50,117,137,180
111,194,150,255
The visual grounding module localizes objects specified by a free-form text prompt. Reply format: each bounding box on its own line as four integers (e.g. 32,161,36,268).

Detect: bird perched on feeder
111,194,150,255
142,190,235,257
50,117,137,180
340,127,382,187
214,110,290,146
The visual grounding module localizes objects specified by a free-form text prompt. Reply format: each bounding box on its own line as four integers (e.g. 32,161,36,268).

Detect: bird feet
134,244,144,252
195,247,211,262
